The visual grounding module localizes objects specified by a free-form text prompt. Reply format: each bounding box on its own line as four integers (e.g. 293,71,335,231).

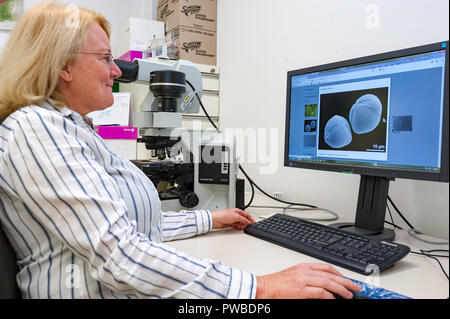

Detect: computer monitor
284,41,449,241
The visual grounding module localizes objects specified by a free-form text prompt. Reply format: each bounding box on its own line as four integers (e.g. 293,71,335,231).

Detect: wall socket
272,191,282,199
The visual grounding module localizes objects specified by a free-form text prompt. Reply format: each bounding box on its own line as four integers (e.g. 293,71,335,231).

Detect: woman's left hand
211,208,255,230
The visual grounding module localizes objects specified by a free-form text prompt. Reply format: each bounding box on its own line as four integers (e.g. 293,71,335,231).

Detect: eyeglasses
75,52,114,64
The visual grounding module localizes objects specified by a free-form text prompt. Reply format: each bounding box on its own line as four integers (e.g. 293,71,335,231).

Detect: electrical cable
384,203,404,230
410,249,449,281
387,196,449,279
186,80,220,131
249,204,339,222
244,177,255,209
387,195,415,230
407,229,450,245
185,79,318,210
387,195,449,245
239,162,318,209
386,201,395,227
384,220,403,230
282,204,339,222
419,249,449,257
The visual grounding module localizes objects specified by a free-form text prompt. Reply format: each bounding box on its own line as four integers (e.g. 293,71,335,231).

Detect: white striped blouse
0,101,256,299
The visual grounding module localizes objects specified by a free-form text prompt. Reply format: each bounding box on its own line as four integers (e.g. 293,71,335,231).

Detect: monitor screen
285,41,449,183
284,41,449,241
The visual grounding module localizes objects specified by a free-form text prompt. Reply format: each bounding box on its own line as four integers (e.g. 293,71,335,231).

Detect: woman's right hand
255,263,361,299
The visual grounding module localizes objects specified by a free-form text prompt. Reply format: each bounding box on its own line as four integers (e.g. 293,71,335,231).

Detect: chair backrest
0,117,21,299
0,225,20,299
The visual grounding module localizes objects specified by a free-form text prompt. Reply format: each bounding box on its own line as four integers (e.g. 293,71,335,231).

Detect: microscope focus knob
179,191,199,208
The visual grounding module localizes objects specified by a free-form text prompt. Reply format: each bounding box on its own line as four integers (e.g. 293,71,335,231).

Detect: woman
0,2,360,299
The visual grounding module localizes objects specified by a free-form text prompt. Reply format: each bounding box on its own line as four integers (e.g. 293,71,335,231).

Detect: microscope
114,57,244,212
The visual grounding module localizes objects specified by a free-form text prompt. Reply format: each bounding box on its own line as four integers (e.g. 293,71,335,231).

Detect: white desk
166,196,449,299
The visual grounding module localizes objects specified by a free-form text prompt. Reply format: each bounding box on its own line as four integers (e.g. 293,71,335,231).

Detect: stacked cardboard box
157,0,217,66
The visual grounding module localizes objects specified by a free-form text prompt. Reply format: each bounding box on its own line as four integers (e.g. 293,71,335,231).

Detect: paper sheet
88,92,131,126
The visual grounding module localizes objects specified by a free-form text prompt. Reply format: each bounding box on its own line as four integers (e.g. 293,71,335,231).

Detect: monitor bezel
284,41,449,182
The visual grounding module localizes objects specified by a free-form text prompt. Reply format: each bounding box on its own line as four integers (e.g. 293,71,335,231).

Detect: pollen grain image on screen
318,86,389,157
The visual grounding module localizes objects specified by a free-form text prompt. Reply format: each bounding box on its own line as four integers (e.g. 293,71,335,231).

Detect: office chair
0,224,20,298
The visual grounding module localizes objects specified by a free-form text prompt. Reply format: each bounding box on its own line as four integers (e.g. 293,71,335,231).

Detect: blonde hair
0,1,110,120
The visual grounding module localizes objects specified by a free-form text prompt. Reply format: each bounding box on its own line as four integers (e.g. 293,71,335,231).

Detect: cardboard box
169,26,216,65
157,0,217,33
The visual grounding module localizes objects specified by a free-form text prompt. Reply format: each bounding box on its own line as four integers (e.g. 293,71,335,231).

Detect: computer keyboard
244,213,410,275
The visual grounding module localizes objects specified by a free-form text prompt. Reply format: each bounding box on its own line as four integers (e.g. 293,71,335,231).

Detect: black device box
198,145,230,184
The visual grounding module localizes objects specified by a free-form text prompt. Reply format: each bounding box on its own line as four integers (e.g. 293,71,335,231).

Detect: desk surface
166,197,449,299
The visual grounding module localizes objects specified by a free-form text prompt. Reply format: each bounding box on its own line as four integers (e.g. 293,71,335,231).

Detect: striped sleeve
1,109,257,299
161,209,257,298
162,209,212,241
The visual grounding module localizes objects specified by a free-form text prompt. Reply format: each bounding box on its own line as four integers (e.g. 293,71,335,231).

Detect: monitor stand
329,175,396,242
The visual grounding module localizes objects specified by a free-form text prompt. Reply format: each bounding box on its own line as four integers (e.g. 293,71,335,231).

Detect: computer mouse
333,291,370,299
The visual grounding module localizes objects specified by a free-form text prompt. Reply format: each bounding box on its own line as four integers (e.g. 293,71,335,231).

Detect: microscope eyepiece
113,59,139,83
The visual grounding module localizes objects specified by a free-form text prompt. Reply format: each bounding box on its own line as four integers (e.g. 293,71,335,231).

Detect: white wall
0,0,157,58
217,0,449,239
